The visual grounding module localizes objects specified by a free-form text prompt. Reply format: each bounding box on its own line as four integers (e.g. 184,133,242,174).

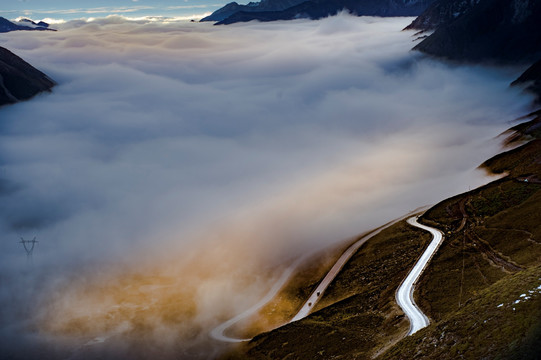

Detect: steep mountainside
412,0,541,63
205,0,437,25
380,265,541,359
379,113,541,359
512,59,541,103
0,17,55,33
223,218,432,359
0,46,55,107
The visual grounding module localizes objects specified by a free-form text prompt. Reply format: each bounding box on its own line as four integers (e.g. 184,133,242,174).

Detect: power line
19,236,38,264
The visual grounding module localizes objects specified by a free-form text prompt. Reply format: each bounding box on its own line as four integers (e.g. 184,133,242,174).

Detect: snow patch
497,283,541,309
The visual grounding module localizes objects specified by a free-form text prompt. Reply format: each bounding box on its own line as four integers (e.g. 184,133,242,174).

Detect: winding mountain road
210,216,408,342
396,216,444,335
210,212,441,343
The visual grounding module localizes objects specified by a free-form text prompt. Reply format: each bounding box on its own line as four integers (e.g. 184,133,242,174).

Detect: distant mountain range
201,0,308,22
0,46,55,107
0,17,56,33
202,0,438,25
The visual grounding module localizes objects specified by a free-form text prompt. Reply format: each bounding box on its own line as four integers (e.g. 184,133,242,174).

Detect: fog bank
0,14,533,359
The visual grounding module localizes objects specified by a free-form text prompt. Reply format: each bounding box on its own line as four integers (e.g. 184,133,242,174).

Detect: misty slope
512,59,541,103
0,17,55,33
219,2,541,351
379,115,541,359
411,0,541,63
0,46,55,107
222,220,432,359
222,112,541,360
206,0,437,25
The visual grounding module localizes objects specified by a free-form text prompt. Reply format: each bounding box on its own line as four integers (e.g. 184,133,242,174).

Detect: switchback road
210,211,433,342
396,216,444,335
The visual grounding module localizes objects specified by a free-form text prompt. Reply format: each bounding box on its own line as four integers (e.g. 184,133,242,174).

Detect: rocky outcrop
0,46,55,107
412,0,541,63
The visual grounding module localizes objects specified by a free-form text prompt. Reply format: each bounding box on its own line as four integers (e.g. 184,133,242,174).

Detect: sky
1,0,224,21
0,13,535,360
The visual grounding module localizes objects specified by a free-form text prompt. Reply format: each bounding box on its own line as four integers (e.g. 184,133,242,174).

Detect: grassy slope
378,112,541,359
227,238,357,339
223,112,541,359
379,264,541,360
415,178,541,322
223,221,431,360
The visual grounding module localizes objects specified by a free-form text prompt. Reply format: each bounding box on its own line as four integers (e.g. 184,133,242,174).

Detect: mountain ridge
0,46,55,107
200,0,308,22
512,59,541,103
204,0,438,25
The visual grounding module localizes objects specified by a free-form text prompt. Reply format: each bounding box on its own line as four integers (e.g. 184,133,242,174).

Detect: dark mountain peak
0,16,56,33
0,46,55,107
200,2,245,22
18,18,50,28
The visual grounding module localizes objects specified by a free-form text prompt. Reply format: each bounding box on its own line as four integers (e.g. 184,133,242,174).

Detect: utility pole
19,237,38,265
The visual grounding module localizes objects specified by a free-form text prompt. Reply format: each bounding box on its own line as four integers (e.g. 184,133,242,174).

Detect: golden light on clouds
0,13,532,359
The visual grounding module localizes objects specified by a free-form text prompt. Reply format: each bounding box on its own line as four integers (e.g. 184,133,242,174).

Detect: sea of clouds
0,14,534,359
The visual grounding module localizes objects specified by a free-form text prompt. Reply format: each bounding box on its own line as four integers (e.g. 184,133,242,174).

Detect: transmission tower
19,237,38,264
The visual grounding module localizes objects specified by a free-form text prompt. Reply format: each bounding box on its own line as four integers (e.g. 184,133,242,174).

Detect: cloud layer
1,0,218,21
0,14,533,359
